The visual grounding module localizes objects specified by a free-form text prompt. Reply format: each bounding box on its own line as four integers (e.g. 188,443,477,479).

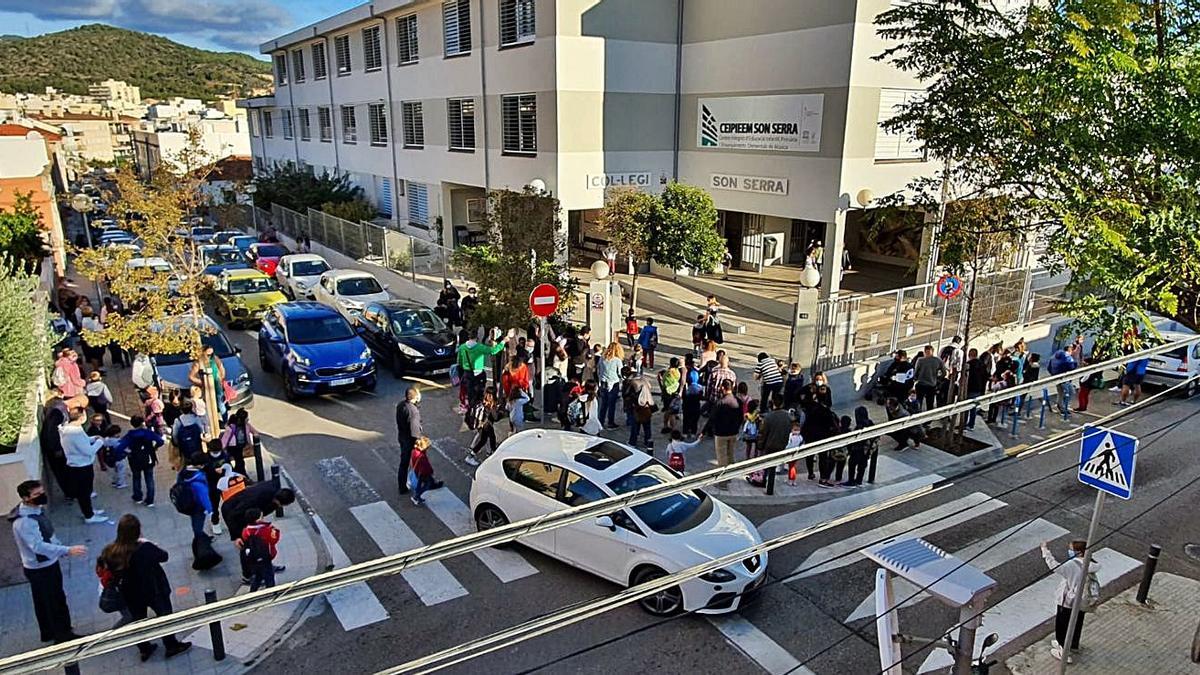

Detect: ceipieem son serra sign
698,94,824,153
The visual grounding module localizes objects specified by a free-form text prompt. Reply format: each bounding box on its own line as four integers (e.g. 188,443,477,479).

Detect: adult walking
758,396,792,486
598,342,624,429
51,348,86,399
1041,539,1099,663
753,352,785,406
704,295,724,344
465,388,502,466
681,354,703,439
912,345,945,411
703,382,742,488
9,480,86,644
100,515,192,661
637,317,659,368
59,409,108,524
394,385,423,495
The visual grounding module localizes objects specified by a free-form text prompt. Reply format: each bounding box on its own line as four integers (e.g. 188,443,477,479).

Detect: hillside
0,24,272,100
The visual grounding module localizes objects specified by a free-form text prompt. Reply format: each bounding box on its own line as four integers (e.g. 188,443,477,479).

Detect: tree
877,0,1200,350
596,187,656,311
320,199,378,224
75,130,223,437
251,162,362,213
0,257,55,447
452,188,579,330
0,192,48,273
650,182,725,279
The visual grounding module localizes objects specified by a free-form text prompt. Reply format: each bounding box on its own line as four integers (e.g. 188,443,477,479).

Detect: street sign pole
1059,489,1104,675
540,315,547,428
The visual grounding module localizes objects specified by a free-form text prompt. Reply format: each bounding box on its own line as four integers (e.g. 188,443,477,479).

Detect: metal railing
814,267,1066,371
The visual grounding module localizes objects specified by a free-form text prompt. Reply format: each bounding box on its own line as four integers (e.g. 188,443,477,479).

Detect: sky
0,0,365,57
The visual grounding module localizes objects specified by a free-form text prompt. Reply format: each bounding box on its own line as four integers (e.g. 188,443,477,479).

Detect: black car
355,300,457,377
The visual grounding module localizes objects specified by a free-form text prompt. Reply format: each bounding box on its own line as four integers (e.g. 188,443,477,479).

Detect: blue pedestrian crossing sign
1078,425,1138,500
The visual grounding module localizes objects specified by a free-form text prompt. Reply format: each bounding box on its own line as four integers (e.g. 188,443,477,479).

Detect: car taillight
1179,353,1189,372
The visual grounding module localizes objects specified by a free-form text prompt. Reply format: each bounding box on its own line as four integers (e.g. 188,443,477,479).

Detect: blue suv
258,302,377,400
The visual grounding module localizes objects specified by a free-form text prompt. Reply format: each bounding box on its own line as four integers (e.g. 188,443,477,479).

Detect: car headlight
360,346,373,360
236,372,251,385
396,343,422,358
287,350,311,367
699,568,736,583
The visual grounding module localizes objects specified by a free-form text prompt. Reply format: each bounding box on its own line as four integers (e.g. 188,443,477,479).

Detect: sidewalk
1006,573,1200,674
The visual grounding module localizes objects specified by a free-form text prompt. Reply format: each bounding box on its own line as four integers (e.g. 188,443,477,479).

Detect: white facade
132,118,252,178
88,79,142,108
243,0,939,293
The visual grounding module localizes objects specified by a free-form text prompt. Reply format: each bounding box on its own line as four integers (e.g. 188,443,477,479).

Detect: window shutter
875,88,926,161
397,15,419,64
312,42,328,80
363,26,382,71
407,182,429,225
335,35,352,74
443,0,471,56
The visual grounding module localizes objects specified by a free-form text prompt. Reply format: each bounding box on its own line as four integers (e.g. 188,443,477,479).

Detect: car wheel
1185,380,1197,399
283,373,299,401
392,354,406,379
474,504,509,532
258,347,273,372
632,567,684,616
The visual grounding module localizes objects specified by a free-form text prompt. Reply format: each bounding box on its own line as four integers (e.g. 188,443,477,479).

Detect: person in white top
1041,539,1098,662
58,409,108,523
580,382,602,436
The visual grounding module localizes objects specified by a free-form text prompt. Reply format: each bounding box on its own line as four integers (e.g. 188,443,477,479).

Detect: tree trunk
950,233,984,447
630,267,640,314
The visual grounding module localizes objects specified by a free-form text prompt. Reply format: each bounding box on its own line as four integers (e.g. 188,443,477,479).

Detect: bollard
205,589,226,661
64,663,80,675
764,465,776,496
271,465,284,518
1039,390,1050,429
867,448,878,484
1010,396,1021,436
253,437,265,482
1135,544,1162,604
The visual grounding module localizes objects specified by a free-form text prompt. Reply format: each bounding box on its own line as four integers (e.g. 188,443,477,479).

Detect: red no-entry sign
529,283,560,318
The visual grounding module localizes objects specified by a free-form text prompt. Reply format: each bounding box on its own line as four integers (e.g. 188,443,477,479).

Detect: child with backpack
240,508,281,591
171,400,205,462
784,420,804,486
624,310,639,349
98,424,128,489
406,437,442,506
665,430,704,474
113,415,165,506
172,459,212,541
85,371,113,425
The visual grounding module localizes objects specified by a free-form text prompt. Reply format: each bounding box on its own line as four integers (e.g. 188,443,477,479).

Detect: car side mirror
594,515,615,531
234,347,243,354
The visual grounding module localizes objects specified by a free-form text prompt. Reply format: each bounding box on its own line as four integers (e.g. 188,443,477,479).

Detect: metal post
890,289,903,352
1135,544,1162,604
1059,490,1105,675
204,589,226,661
250,204,258,234
64,663,79,675
938,295,948,345
271,465,284,518
764,465,776,496
1039,389,1050,429
539,316,547,428
253,438,265,482
1017,266,1034,324
954,601,981,675
1010,396,1021,436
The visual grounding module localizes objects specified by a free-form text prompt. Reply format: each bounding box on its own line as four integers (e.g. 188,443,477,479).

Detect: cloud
0,0,291,52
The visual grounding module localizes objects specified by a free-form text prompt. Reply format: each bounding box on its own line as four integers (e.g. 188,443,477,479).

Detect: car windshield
192,227,214,237
337,277,383,296
606,462,713,535
228,277,277,294
256,245,287,258
291,260,329,277
204,249,242,265
287,316,355,344
231,237,256,249
391,309,447,336
154,330,235,365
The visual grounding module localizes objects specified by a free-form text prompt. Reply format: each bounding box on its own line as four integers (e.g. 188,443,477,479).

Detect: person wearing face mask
394,385,423,495
9,480,87,643
1041,539,1099,662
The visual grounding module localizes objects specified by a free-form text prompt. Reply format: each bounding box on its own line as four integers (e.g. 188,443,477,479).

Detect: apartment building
0,126,67,275
243,0,938,295
131,116,252,179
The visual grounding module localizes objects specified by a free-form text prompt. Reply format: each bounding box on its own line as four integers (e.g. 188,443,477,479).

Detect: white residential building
242,0,943,295
131,117,252,178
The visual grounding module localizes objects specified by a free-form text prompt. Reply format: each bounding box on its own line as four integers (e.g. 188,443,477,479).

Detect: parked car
1144,322,1200,397
190,225,216,243
125,257,180,295
213,230,245,245
98,230,137,247
212,268,287,328
355,300,456,377
257,302,377,400
149,316,253,410
312,269,389,320
228,235,258,254
245,242,289,277
198,244,250,278
469,430,767,616
275,253,330,300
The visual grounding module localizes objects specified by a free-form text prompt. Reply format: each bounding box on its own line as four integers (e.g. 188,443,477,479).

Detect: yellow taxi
213,268,287,328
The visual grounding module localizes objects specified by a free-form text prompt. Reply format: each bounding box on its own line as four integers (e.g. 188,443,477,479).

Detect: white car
275,254,330,300
312,269,389,320
1143,322,1200,397
468,430,768,616
125,257,180,295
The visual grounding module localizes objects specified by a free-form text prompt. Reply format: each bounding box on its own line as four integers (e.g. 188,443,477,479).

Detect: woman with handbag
99,515,191,661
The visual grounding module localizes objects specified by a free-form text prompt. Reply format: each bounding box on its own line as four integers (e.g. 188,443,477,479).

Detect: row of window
274,0,534,85
254,94,536,154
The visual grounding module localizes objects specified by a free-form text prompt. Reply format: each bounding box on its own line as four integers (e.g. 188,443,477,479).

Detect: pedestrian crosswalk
420,489,539,583
351,500,470,606
312,514,391,629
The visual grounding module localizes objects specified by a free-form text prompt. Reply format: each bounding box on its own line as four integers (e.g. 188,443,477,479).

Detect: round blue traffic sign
935,274,963,300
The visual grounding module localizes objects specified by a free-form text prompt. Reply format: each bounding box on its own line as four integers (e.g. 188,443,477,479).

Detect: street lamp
70,193,104,302
788,263,822,368
244,183,259,233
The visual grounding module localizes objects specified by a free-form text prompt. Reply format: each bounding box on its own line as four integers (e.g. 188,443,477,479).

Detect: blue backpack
176,422,203,459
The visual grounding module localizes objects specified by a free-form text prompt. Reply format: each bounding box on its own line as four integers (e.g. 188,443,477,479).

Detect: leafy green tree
0,257,55,447
0,192,48,273
877,0,1200,347
452,188,578,330
251,162,363,213
320,199,378,223
596,186,656,311
650,182,724,279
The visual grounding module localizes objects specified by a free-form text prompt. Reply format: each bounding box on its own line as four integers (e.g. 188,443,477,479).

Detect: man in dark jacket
801,401,840,480
759,395,793,485
394,385,423,495
703,382,742,487
39,389,72,499
220,478,295,581
965,348,988,429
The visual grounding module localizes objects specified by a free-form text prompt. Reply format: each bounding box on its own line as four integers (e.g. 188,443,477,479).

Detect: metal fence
246,204,464,295
814,267,1067,371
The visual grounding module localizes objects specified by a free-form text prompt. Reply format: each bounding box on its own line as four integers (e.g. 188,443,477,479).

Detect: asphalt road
215,313,1200,675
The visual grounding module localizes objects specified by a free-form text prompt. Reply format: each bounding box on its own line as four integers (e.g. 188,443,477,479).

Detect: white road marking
845,518,1070,622
758,474,946,541
784,492,1007,582
918,548,1142,673
709,616,814,675
421,489,539,583
312,514,390,630
350,500,469,605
